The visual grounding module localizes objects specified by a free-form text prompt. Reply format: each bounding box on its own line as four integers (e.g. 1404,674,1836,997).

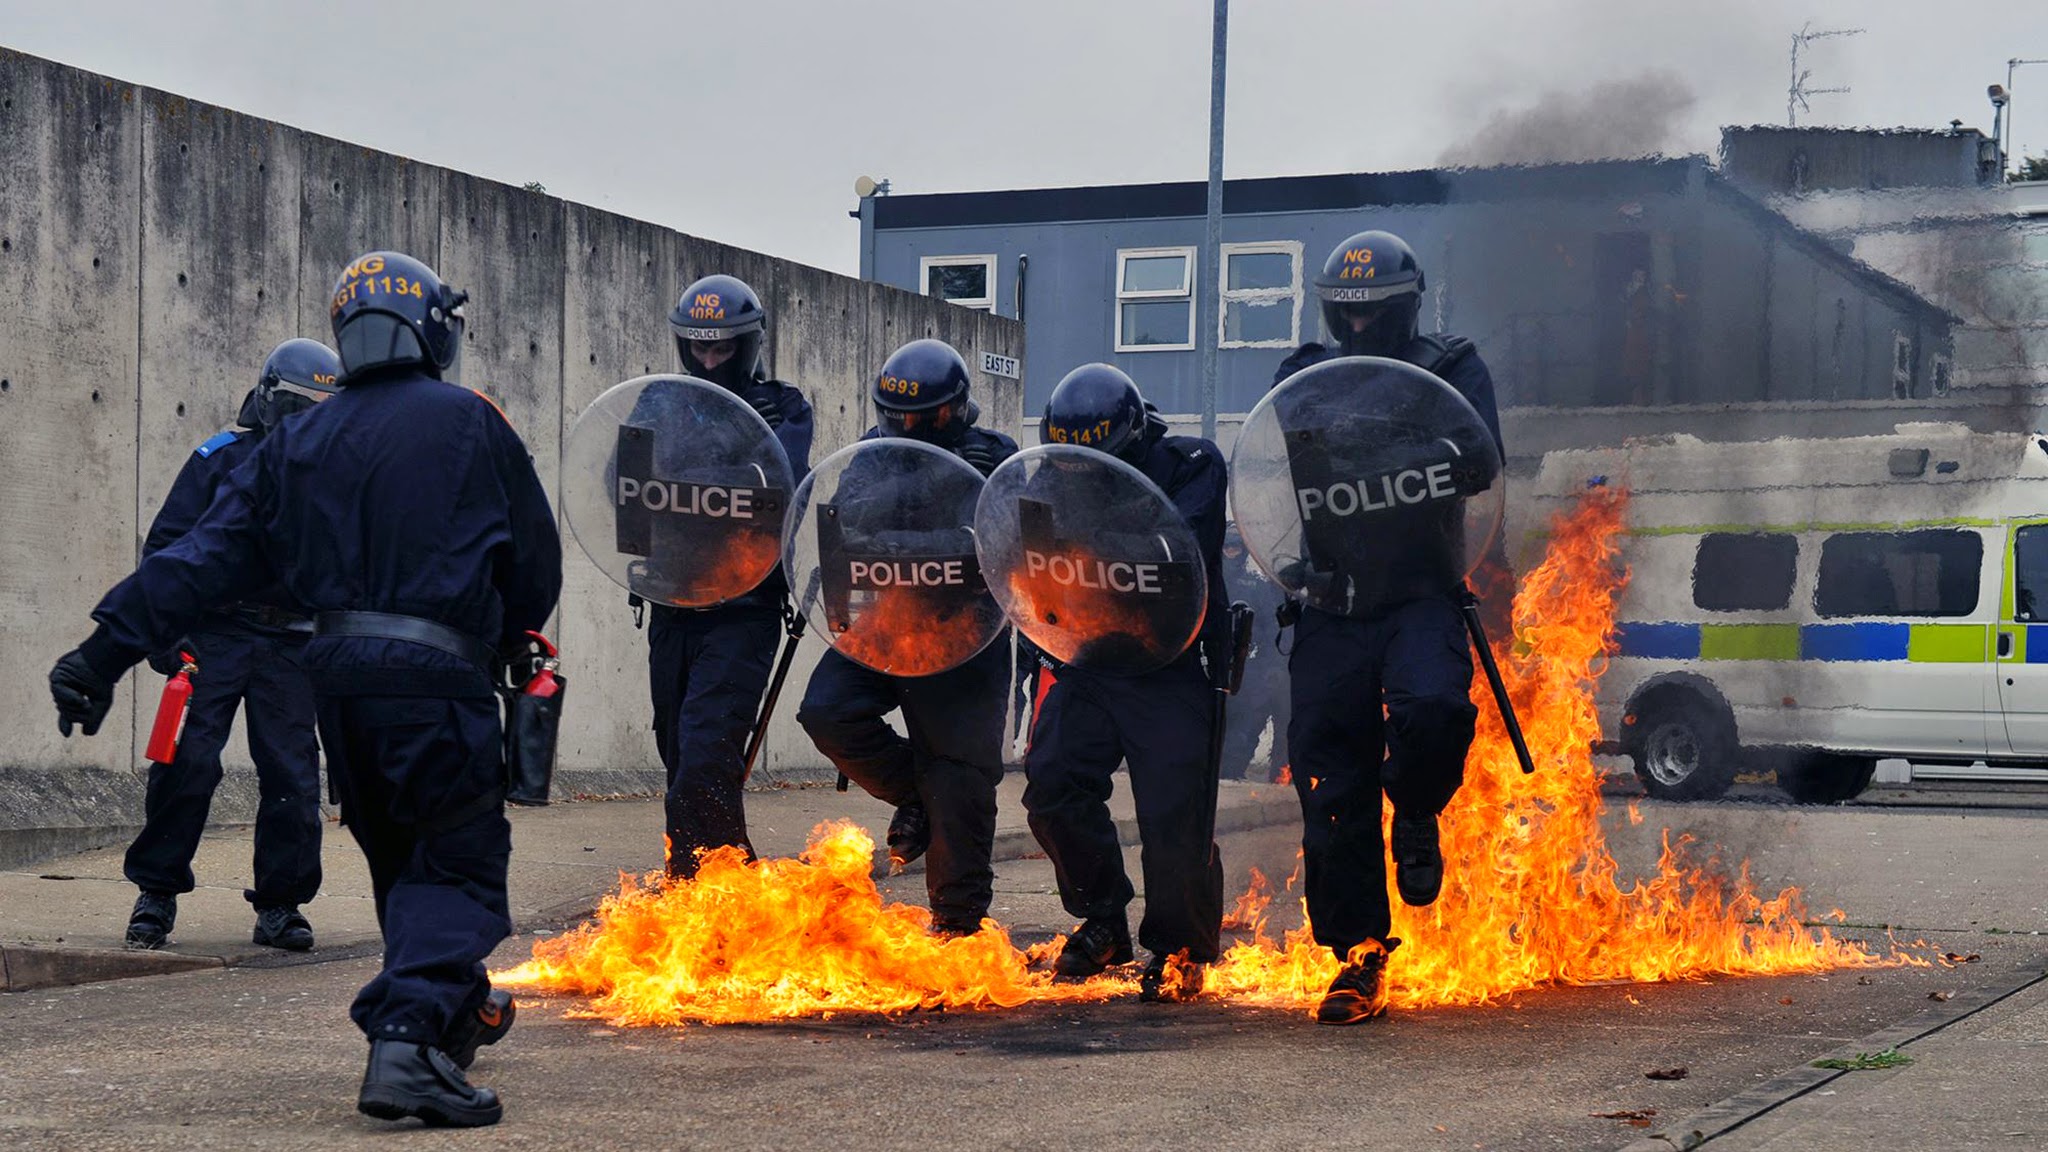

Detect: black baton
1458,587,1535,775
742,576,817,785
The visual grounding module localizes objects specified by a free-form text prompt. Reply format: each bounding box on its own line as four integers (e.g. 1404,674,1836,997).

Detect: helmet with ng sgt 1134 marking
329,251,468,384
670,274,767,391
873,339,973,445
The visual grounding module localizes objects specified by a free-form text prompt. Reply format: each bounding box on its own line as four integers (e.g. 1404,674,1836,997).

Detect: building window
1115,247,1195,352
1220,241,1302,348
920,255,997,313
1932,354,1953,397
1815,529,1981,618
1892,332,1914,398
1692,533,1797,611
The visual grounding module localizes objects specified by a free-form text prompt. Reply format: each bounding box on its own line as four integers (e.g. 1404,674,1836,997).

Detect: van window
2014,525,2048,622
1692,533,1797,611
1815,530,1981,618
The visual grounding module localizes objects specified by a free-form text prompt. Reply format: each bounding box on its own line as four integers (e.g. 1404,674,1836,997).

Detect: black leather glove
50,648,118,737
146,641,194,678
955,439,1004,478
746,391,784,430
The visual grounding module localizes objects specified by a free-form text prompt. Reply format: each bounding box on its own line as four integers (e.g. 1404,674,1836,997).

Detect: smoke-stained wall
0,48,1024,862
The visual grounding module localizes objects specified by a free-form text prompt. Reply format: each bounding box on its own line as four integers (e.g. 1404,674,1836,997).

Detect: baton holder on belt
504,631,566,806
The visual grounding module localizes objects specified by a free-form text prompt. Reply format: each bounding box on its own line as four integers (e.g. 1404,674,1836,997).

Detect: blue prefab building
856,156,1956,425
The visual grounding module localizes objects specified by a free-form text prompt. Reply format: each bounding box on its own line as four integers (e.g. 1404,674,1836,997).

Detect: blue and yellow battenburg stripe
1614,621,2047,663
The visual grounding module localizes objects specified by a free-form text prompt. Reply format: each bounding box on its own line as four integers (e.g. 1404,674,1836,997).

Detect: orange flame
829,584,1000,677
500,490,1908,1025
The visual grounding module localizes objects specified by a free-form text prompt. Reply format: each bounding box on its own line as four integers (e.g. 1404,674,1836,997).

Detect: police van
1522,422,2048,802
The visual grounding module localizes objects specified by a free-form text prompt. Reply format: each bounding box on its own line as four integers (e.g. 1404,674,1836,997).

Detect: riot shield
561,375,793,607
784,438,1005,677
1229,355,1504,619
974,444,1207,677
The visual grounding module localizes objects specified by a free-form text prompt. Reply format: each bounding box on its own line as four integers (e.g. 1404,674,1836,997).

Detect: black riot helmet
670,274,767,391
253,338,342,432
1313,230,1425,357
328,251,467,383
1041,363,1147,461
872,338,972,443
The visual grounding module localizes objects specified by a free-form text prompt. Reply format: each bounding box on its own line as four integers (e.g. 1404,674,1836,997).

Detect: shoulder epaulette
194,429,243,458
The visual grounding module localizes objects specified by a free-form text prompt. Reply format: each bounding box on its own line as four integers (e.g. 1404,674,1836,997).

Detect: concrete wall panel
295,136,443,340
0,49,145,772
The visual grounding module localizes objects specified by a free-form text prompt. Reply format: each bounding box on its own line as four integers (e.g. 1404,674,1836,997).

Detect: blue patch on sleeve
194,430,242,458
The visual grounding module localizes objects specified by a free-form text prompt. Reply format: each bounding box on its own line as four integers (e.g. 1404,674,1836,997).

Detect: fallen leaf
1941,952,1981,965
1432,1125,1448,1133
1856,976,1873,986
1644,1066,1689,1081
1778,996,1795,1005
1928,991,1953,1002
1591,1108,1658,1121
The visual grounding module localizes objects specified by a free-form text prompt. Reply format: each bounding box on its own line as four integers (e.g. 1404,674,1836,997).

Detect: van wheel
1779,755,1875,804
1630,695,1739,801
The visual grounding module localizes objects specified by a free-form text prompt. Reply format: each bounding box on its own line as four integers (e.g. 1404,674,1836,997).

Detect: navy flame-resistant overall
647,379,813,872
1022,425,1230,963
122,388,322,910
79,369,561,1046
795,425,1018,931
1274,337,1503,956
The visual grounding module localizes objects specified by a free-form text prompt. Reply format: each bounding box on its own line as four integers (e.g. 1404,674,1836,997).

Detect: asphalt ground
2,797,2044,1151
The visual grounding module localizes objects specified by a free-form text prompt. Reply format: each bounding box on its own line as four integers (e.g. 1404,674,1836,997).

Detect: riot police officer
49,251,561,1126
1024,364,1228,1001
1276,230,1505,1025
644,274,814,877
120,339,339,954
795,339,1015,935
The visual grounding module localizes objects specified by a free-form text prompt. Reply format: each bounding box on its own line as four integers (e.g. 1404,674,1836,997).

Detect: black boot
1391,811,1444,907
886,803,931,869
357,1040,502,1128
1138,953,1207,1003
1316,944,1394,1026
1052,916,1133,980
124,891,176,951
252,905,315,951
443,989,516,1070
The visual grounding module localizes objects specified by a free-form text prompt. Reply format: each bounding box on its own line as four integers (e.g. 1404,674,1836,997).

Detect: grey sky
3,1,2039,274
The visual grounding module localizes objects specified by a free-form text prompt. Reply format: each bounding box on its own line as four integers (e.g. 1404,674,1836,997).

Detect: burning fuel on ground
497,490,1911,1026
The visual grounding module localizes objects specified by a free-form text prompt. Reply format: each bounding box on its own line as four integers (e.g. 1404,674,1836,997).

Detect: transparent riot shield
784,438,1005,677
1229,355,1504,618
561,375,793,607
974,444,1207,677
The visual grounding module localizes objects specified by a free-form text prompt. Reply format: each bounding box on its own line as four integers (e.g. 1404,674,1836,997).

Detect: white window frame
919,254,998,313
1114,246,1197,352
1218,240,1303,349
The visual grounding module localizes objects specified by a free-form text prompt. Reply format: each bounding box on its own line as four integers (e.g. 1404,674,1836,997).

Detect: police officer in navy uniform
1024,364,1229,1001
642,274,814,877
121,339,339,954
795,339,1016,936
48,250,561,1127
1275,230,1505,1025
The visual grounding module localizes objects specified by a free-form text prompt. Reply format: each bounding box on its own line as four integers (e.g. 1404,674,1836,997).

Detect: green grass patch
1813,1047,1914,1071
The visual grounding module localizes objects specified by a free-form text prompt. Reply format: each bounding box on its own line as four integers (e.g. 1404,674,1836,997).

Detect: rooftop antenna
1788,21,1864,126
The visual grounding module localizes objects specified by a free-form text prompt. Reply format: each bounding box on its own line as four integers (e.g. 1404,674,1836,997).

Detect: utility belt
315,611,497,670
314,611,563,807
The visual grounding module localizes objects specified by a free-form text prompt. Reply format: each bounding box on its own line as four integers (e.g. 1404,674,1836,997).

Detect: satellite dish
854,175,879,199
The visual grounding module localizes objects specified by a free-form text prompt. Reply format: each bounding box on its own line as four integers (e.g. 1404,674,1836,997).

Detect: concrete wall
0,48,1024,863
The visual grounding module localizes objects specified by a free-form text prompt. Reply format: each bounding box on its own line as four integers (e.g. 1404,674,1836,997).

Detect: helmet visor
337,312,428,379
878,401,960,440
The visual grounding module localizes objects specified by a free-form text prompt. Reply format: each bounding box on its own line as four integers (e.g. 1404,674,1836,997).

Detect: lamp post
1197,0,1228,442
2009,58,2048,179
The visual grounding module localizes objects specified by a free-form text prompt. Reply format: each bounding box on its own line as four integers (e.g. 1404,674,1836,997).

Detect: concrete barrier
0,47,1025,866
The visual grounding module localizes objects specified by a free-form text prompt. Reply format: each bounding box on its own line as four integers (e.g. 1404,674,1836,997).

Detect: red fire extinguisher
145,652,197,766
504,631,565,806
